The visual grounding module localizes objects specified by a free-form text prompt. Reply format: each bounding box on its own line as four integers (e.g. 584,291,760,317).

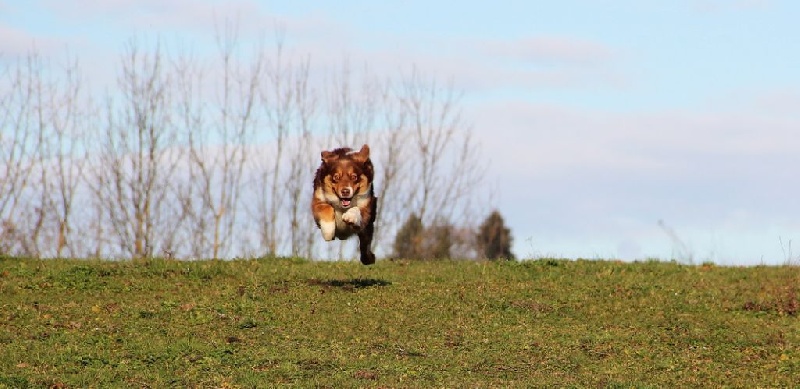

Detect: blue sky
3,0,800,264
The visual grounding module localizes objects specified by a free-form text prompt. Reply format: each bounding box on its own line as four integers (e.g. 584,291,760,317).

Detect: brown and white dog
312,144,377,265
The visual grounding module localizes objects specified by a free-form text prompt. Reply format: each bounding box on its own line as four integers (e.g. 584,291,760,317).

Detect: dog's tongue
341,199,351,207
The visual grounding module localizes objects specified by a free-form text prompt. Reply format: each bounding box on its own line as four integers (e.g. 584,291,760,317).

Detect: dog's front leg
312,199,336,241
342,207,363,229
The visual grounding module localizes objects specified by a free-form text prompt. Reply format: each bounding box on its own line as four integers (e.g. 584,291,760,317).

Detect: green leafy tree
477,210,514,260
393,213,424,258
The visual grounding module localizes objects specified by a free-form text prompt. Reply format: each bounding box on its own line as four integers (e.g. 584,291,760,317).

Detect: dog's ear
352,144,370,163
321,150,337,164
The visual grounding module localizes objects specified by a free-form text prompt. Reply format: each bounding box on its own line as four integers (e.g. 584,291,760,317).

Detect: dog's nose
341,187,352,197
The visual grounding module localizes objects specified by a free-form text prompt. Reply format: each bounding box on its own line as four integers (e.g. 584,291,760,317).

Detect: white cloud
39,0,265,32
335,38,630,96
749,88,800,117
36,0,350,46
468,97,800,263
481,36,618,67
471,100,800,179
0,24,30,56
0,23,63,57
10,3,632,96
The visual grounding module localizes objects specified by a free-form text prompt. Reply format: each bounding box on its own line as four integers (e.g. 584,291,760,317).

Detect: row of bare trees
0,28,485,260
1,50,89,258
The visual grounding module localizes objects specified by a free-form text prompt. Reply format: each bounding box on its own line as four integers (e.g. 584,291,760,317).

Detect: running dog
312,144,377,265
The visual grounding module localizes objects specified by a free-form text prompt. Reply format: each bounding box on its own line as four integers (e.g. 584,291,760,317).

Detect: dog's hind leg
357,197,377,265
358,230,375,265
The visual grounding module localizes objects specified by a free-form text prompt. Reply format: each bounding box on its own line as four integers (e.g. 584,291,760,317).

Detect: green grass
1,257,798,387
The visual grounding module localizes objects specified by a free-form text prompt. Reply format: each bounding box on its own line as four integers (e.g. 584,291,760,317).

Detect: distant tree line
392,210,514,260
0,23,504,260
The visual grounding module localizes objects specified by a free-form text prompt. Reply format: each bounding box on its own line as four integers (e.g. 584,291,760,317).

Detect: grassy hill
1,258,798,387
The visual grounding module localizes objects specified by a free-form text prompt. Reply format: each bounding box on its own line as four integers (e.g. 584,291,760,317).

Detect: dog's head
318,144,373,208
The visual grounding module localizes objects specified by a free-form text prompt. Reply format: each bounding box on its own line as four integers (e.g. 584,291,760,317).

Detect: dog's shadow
307,277,392,292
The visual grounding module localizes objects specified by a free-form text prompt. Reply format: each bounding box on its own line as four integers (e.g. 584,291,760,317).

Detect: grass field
0,257,798,388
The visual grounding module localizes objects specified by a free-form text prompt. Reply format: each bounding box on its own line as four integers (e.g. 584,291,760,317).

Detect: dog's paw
342,207,362,228
319,220,336,241
360,251,376,265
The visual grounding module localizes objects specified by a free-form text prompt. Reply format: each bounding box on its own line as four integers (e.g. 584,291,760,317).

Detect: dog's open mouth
340,198,352,207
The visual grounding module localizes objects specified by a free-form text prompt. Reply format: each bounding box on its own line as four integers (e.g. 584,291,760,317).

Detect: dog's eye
333,173,340,182
350,173,357,181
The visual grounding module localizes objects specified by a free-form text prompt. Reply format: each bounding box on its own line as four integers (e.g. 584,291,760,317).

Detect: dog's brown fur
312,144,377,265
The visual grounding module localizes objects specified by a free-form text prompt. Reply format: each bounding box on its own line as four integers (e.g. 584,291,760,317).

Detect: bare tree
88,39,181,259
169,37,265,259
245,29,325,259
325,60,382,147
369,80,408,255
280,57,317,258
366,66,486,259
253,37,291,257
170,47,206,259
394,66,483,227
0,52,45,255
179,21,262,259
0,51,90,258
39,53,88,258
